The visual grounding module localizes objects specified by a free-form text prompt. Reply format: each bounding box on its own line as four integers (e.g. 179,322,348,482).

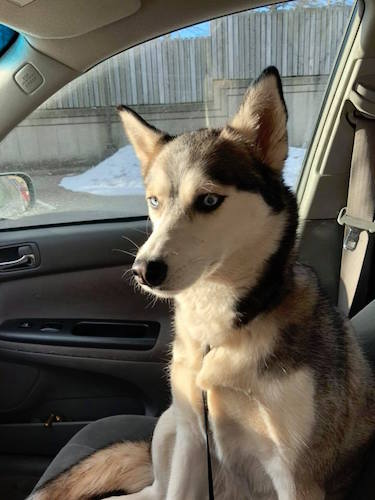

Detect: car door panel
0,220,172,460
0,220,146,280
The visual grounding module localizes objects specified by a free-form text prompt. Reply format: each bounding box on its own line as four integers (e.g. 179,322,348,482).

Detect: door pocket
0,319,159,350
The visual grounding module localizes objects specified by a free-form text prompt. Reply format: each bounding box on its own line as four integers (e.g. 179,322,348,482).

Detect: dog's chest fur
170,279,316,490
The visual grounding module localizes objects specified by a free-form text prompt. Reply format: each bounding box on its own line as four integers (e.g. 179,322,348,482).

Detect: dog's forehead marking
146,130,219,202
145,127,285,216
145,161,171,198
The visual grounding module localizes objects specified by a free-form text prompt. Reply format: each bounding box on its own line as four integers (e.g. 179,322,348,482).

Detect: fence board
43,6,352,109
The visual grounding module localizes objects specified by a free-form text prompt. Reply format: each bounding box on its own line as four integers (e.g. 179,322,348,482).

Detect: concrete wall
0,75,328,172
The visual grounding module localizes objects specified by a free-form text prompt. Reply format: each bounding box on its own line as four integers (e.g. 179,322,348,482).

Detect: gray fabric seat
346,300,375,499
32,415,157,494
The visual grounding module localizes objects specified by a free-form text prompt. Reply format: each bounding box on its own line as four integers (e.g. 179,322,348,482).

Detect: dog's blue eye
195,193,225,213
203,194,219,206
148,196,159,208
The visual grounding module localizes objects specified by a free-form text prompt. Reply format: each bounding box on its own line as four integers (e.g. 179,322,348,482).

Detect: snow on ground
284,146,306,188
60,145,306,196
60,145,144,196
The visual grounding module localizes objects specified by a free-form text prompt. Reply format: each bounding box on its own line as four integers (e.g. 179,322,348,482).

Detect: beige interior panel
0,36,77,140
0,0,141,39
297,2,364,223
358,0,375,59
299,57,375,222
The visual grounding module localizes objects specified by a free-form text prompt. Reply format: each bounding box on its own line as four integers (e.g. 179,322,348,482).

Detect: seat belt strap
202,389,215,500
202,345,215,500
337,117,375,316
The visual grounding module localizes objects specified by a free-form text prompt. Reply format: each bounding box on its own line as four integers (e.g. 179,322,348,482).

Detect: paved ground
33,172,122,212
1,168,147,230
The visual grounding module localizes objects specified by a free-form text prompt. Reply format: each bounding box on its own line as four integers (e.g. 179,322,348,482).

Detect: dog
29,66,375,500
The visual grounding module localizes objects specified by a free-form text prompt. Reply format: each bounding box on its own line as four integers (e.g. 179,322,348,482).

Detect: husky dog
30,67,375,500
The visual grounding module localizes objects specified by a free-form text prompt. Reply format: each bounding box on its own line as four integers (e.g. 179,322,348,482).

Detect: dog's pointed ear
227,66,288,172
117,105,170,177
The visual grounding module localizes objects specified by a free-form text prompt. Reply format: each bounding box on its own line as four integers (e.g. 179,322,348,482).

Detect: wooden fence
43,5,352,109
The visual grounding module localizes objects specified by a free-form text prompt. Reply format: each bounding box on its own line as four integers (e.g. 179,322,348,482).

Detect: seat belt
202,388,215,500
337,116,375,317
202,345,215,500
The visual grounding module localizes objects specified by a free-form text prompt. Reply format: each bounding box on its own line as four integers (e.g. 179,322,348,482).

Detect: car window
0,24,17,56
0,0,355,230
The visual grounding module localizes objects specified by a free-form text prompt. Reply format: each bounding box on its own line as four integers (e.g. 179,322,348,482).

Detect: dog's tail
28,440,153,500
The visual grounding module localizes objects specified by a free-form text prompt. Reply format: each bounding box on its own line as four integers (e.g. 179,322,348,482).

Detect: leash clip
337,207,375,251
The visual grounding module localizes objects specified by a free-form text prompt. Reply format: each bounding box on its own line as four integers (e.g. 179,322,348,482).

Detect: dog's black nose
146,260,168,286
132,259,168,287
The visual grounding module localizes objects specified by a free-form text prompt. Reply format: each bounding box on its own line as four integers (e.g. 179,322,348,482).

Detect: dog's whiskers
121,268,134,280
131,228,148,236
113,248,137,258
145,294,159,309
121,235,140,250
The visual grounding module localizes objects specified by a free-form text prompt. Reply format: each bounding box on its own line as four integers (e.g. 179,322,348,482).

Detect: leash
202,346,215,500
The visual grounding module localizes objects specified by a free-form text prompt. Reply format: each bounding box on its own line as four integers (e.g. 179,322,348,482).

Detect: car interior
0,0,375,499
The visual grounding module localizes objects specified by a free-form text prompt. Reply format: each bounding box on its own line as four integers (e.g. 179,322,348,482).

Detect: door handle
0,253,35,270
0,244,38,272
